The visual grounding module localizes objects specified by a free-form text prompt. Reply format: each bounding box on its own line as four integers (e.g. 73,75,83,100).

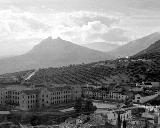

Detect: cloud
0,1,160,57
0,9,124,42
60,21,129,44
100,28,129,42
68,11,120,27
0,9,53,40
0,8,128,56
126,0,160,12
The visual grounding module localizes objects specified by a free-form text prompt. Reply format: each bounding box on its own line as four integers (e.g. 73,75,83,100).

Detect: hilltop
0,37,113,74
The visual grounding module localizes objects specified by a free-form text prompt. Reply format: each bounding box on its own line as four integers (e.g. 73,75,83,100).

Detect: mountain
133,40,160,60
110,32,160,57
81,42,119,52
0,37,113,74
3,39,160,84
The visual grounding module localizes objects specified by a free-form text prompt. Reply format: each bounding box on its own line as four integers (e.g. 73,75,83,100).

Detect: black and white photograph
0,0,160,127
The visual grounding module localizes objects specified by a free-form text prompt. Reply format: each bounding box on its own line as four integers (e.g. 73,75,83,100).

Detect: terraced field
29,62,117,86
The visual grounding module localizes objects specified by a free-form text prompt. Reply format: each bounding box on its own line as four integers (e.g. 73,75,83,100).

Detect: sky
0,0,160,57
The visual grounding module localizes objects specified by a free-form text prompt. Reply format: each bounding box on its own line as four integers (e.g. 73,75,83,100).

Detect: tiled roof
21,89,39,95
47,86,72,92
6,85,31,91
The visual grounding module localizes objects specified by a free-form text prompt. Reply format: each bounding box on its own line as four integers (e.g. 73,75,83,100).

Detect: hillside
0,70,34,78
0,37,113,74
1,38,160,85
110,32,160,57
133,40,160,60
1,57,160,86
0,70,35,84
81,42,119,52
28,61,129,86
27,59,160,85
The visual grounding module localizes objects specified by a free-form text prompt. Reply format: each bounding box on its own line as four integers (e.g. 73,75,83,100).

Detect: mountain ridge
110,32,160,57
0,37,113,74
133,40,160,60
81,42,119,52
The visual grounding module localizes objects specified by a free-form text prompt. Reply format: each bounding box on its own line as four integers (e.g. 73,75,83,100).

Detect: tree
30,115,41,126
17,75,24,83
124,98,132,106
74,98,82,113
144,119,148,128
84,100,93,112
84,100,97,114
123,119,126,128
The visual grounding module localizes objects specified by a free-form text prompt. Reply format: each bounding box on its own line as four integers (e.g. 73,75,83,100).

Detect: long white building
0,84,82,111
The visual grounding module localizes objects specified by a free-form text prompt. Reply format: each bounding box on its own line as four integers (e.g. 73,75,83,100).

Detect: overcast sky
0,0,160,57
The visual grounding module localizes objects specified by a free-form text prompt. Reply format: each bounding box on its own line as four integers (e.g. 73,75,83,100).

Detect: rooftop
21,89,39,95
47,86,72,92
5,85,31,91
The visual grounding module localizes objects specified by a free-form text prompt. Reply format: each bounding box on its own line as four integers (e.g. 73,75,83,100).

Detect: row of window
27,94,37,99
51,99,69,104
6,91,20,95
27,105,36,109
109,95,127,99
50,91,71,95
50,95,70,99
27,100,38,104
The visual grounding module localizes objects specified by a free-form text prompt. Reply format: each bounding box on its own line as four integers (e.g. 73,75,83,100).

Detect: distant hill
27,39,160,85
81,42,119,52
26,58,160,85
0,37,113,74
2,58,160,86
27,58,160,85
133,40,160,60
110,32,160,57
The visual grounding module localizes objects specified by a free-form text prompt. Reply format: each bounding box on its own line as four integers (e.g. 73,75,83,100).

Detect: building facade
109,91,128,101
0,84,82,111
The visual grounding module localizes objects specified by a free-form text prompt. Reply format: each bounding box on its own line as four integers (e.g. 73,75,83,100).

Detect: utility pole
123,119,126,128
116,104,122,128
144,119,148,128
117,111,121,128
